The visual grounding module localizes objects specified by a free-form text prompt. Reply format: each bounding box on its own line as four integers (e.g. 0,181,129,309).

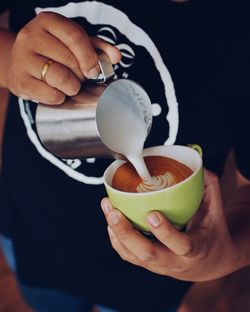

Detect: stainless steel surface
36,84,114,159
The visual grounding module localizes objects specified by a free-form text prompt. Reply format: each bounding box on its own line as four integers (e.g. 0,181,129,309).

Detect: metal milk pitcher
35,54,152,159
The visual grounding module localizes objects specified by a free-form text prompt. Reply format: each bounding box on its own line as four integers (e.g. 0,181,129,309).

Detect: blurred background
0,8,250,312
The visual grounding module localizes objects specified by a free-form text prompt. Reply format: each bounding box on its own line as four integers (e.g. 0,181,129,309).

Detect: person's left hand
101,170,241,282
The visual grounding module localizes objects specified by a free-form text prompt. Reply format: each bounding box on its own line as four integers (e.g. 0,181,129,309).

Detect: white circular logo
19,1,179,185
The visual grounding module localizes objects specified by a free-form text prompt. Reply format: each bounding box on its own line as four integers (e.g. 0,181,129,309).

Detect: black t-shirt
1,1,250,311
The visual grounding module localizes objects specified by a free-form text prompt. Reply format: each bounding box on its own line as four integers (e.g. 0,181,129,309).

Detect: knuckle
63,51,77,68
48,91,65,105
63,52,83,80
179,239,194,257
67,81,81,96
16,26,31,43
140,249,156,263
51,65,72,87
170,263,189,276
66,27,84,46
18,76,30,91
109,242,129,262
54,68,80,96
122,254,137,265
110,240,118,252
160,229,172,243
120,253,129,262
36,11,53,22
55,68,71,86
119,228,130,242
183,238,206,259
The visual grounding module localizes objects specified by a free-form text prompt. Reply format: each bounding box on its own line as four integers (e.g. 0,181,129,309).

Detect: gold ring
41,60,54,81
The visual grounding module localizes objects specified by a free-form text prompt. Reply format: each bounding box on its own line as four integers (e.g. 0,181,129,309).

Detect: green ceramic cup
103,145,204,232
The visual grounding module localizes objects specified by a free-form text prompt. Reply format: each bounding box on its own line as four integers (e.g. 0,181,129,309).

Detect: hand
4,12,121,104
101,170,240,282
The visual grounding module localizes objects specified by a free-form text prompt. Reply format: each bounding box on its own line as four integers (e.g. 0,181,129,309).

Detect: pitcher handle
88,51,115,84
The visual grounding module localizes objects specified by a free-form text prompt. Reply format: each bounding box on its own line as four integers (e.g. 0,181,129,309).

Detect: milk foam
136,172,176,193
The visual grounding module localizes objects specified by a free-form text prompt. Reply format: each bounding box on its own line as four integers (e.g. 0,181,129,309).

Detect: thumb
91,36,122,64
203,169,224,219
188,169,225,229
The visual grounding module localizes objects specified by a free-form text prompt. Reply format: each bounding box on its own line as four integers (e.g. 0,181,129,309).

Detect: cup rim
103,145,203,196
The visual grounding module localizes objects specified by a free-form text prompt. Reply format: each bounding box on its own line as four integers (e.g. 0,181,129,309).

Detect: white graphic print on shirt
18,1,179,185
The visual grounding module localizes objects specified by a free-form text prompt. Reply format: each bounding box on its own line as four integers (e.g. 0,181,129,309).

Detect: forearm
225,184,250,269
0,28,16,88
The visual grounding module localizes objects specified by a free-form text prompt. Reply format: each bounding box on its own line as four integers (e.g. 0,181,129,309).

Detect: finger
38,12,100,78
91,37,121,64
101,199,146,265
106,209,162,263
107,226,141,266
33,31,84,80
147,211,194,256
195,169,226,228
185,169,224,232
28,55,81,96
17,76,65,105
101,197,113,217
101,199,174,269
203,169,223,210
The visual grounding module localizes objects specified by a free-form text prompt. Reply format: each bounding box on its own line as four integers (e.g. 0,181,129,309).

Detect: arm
101,168,250,282
0,28,15,88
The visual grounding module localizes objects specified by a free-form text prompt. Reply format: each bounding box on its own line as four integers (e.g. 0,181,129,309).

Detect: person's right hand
3,11,121,104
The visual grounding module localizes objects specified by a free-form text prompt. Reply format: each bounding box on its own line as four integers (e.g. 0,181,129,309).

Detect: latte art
136,172,176,193
112,155,193,193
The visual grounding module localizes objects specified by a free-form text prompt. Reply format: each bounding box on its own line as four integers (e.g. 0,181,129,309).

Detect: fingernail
86,65,100,78
147,213,161,227
101,200,111,215
110,211,120,225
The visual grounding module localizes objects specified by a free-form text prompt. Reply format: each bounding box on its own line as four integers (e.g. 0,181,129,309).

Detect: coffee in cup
112,156,193,193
